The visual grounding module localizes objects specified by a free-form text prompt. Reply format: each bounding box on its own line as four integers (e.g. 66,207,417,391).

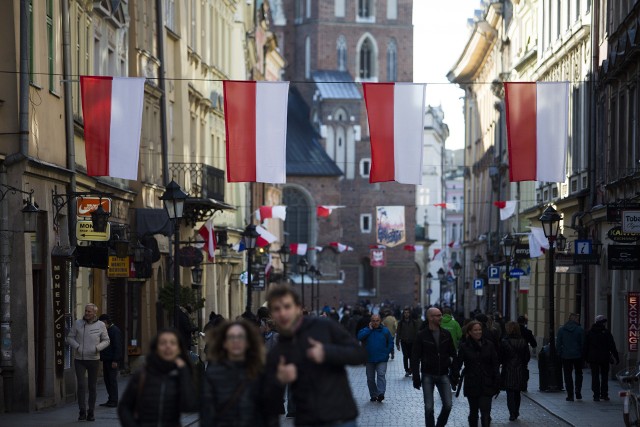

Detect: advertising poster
376,206,406,247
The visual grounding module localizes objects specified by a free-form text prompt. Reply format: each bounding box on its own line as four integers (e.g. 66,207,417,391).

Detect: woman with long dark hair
200,320,275,427
118,328,198,427
499,321,531,421
452,320,500,427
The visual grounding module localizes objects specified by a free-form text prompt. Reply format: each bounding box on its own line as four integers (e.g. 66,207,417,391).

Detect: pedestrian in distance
97,314,123,408
499,321,530,421
556,313,585,401
517,315,537,350
118,328,197,427
66,303,110,422
177,304,198,351
397,308,421,377
584,315,620,401
411,307,457,427
452,320,500,427
201,320,277,427
441,307,462,350
265,284,367,427
260,318,279,353
358,314,394,402
474,314,501,350
382,310,398,360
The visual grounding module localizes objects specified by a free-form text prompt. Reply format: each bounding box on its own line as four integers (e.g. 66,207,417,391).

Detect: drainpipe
589,1,599,208
156,0,169,186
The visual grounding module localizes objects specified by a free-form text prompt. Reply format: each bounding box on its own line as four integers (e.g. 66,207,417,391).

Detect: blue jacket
556,320,585,359
358,325,394,363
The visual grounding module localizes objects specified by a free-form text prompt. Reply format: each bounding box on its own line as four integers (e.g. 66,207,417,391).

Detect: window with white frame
357,0,374,21
386,39,397,81
358,37,375,80
165,0,176,32
306,0,311,18
387,0,397,20
337,35,347,71
335,0,345,17
360,158,371,177
360,214,372,233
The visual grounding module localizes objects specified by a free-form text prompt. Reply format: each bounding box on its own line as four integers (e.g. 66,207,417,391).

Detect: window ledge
49,90,61,99
166,26,180,41
356,16,376,24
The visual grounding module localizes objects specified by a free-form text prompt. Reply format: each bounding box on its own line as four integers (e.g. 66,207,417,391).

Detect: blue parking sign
473,278,484,289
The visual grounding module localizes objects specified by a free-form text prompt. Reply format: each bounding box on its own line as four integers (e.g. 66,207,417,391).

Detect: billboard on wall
376,206,405,248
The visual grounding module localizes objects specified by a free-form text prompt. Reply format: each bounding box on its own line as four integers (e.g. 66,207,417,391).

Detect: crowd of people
67,288,620,427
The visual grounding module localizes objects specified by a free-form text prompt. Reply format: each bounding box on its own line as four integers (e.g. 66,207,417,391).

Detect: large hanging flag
256,225,278,247
290,243,308,256
223,81,289,183
403,244,424,252
504,82,570,182
198,218,216,261
362,83,426,184
80,76,145,180
493,200,518,221
317,205,345,218
528,227,550,258
329,242,354,253
255,206,287,222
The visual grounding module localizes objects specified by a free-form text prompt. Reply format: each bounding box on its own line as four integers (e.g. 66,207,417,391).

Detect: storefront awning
136,209,172,237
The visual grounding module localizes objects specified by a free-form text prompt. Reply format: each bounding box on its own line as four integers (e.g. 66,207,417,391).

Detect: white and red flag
80,76,145,180
403,244,424,252
432,248,442,261
223,81,289,183
255,206,287,222
362,83,426,184
309,246,324,252
434,202,458,211
289,243,308,256
256,225,278,248
493,200,518,221
198,218,216,261
528,227,550,258
504,82,570,182
329,242,354,253
317,205,345,218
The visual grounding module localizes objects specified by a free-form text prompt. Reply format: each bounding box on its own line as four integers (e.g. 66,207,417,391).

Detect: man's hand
307,338,325,364
175,358,186,369
413,377,421,390
369,322,374,329
277,356,297,385
111,362,118,369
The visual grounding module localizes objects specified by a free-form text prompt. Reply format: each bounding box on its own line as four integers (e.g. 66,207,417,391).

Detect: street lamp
452,261,462,315
90,203,110,233
242,224,259,314
298,257,309,309
501,233,516,320
556,233,567,252
191,264,203,288
21,197,39,233
278,244,290,283
160,180,188,328
539,205,563,391
426,272,433,306
437,267,445,307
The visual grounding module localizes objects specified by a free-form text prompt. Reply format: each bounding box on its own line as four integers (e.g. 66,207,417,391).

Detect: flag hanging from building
329,242,353,253
256,225,278,247
362,83,426,184
434,202,457,211
432,248,442,260
198,218,216,261
317,205,345,218
80,76,145,180
403,244,424,252
255,206,287,222
223,81,289,183
493,200,518,221
528,226,550,258
309,246,323,252
290,243,308,256
504,82,570,182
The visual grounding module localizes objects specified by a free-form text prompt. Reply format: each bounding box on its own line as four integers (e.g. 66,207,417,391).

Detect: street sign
623,211,640,234
108,256,130,278
426,288,433,295
608,226,640,243
509,268,526,278
76,220,110,241
77,197,111,217
475,289,483,296
575,240,592,255
473,278,483,289
488,266,500,285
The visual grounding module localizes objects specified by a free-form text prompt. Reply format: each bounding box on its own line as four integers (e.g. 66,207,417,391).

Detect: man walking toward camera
358,314,394,402
396,308,421,377
411,307,457,427
98,314,123,407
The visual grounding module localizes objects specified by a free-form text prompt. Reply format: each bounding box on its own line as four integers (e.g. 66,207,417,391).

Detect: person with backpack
358,314,394,402
118,329,197,427
499,321,531,421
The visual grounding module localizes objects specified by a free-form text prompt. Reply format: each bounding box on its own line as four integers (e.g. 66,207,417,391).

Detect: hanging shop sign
108,256,130,278
77,197,112,217
252,267,266,290
513,244,530,260
177,246,204,267
76,220,111,242
608,245,640,270
607,203,640,222
51,246,74,377
608,226,640,243
370,248,386,267
628,292,640,352
622,211,640,234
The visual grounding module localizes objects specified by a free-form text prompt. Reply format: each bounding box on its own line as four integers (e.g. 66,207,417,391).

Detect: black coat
397,318,421,343
585,323,620,364
265,317,367,426
118,356,198,427
201,361,275,427
100,324,123,363
499,336,530,391
453,338,500,398
519,324,537,349
411,327,456,377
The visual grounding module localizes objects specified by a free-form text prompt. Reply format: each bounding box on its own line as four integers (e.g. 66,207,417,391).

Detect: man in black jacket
517,315,537,350
98,314,123,407
266,285,367,426
585,315,620,401
397,308,421,377
411,307,457,427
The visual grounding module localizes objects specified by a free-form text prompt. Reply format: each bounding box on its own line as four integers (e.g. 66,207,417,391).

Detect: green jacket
441,314,462,349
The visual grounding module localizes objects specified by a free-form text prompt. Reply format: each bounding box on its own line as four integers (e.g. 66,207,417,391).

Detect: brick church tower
272,0,419,309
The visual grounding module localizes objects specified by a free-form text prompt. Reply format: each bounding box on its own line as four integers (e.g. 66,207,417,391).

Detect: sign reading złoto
622,211,640,234
629,292,640,352
77,197,111,217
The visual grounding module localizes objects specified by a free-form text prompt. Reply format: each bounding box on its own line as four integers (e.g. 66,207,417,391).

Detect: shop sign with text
629,292,640,352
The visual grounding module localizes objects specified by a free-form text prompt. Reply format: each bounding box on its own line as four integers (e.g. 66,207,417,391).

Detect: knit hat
595,315,607,324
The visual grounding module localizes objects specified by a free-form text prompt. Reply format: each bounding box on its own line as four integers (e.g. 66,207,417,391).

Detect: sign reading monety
607,226,640,243
51,250,72,377
629,292,640,352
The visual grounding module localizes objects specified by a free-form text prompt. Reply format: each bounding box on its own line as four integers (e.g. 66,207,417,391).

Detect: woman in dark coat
200,320,276,427
452,320,500,427
118,329,198,427
499,321,531,421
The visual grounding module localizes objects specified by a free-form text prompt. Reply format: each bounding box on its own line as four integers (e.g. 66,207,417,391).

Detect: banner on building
370,248,386,267
628,292,640,352
376,206,406,248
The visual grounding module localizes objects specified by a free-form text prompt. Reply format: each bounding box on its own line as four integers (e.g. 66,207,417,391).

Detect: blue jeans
422,374,453,427
366,362,388,398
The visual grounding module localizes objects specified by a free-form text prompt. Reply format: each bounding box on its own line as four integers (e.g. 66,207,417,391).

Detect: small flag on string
198,218,216,261
289,243,308,256
256,225,278,247
309,246,324,252
432,248,442,260
329,242,354,253
255,206,287,222
434,203,457,211
403,245,424,252
493,201,517,221
369,244,387,249
317,205,345,218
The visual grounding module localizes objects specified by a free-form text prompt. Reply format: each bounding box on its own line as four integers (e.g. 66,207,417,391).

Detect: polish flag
256,225,278,247
80,76,146,180
198,218,216,261
369,244,386,249
434,203,457,211
504,82,570,182
255,206,287,222
528,227,550,258
432,248,442,260
403,245,424,252
223,81,289,183
329,242,353,253
290,243,308,256
317,205,345,218
362,83,426,184
493,201,518,221
309,246,324,252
